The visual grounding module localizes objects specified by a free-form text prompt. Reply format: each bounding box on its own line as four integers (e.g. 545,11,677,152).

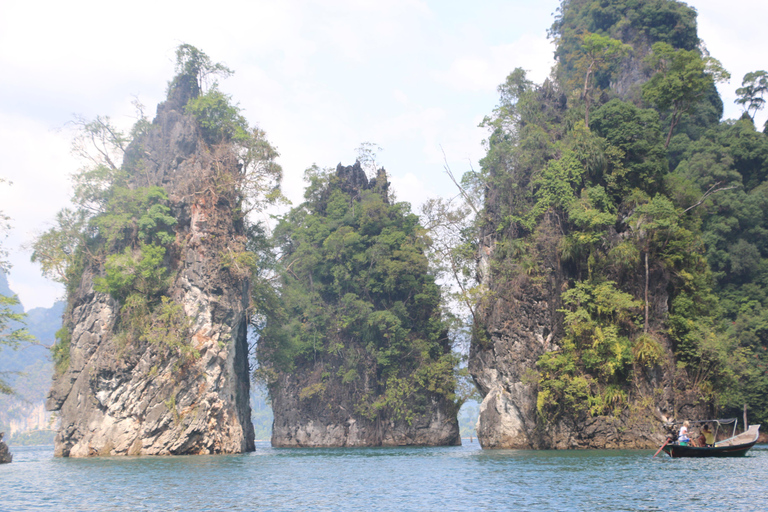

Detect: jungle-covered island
1,0,767,455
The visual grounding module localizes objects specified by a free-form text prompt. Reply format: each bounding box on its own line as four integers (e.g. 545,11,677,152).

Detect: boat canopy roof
665,418,738,426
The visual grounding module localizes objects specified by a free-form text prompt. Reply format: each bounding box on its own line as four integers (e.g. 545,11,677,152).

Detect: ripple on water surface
2,443,767,511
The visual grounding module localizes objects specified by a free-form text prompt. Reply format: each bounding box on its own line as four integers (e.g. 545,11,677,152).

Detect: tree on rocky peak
736,70,768,122
642,42,729,148
177,46,285,216
257,163,459,429
574,32,631,128
168,43,233,99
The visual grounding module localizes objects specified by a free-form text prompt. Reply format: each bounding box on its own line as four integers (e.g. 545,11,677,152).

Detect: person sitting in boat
700,425,715,447
678,421,691,445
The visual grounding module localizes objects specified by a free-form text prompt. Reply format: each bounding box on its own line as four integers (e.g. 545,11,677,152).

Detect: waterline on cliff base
2,443,767,511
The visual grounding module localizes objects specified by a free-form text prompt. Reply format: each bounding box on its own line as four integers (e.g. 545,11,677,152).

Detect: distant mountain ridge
0,271,63,444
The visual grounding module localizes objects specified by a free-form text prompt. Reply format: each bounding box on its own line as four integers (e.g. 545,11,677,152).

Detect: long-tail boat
660,419,761,458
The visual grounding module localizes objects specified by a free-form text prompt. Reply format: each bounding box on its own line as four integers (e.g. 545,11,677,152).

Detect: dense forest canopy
256,163,460,424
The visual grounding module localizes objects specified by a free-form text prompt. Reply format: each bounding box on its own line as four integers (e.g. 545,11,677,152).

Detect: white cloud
389,172,432,212
439,34,555,92
695,0,768,126
0,113,73,308
393,89,409,105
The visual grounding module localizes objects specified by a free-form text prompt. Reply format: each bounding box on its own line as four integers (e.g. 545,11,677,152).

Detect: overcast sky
0,0,766,310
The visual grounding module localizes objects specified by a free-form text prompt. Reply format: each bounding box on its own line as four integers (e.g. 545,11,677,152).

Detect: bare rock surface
46,86,254,457
0,433,11,463
271,373,460,447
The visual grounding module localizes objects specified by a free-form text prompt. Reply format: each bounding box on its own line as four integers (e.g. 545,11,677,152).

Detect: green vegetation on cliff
257,163,459,424
475,0,768,425
32,45,283,372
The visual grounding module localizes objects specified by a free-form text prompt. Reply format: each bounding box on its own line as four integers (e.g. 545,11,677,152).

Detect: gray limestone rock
0,433,11,463
468,3,712,450
270,372,460,447
46,86,254,457
470,217,709,450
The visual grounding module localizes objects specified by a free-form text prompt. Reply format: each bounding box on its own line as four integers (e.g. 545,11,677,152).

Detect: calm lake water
2,442,767,511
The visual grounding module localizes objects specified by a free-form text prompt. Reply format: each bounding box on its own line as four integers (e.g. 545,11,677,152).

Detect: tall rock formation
259,163,460,447
46,59,258,456
470,0,717,449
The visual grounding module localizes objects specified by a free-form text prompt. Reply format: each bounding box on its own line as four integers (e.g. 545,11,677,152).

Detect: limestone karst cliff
469,0,728,449
44,48,282,456
258,162,460,447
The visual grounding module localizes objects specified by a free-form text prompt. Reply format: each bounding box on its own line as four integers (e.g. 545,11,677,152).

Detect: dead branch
440,146,480,216
683,181,739,213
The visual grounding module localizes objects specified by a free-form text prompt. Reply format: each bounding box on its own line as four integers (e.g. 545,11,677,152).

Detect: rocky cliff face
271,372,459,447
469,216,561,449
469,0,712,449
471,221,705,450
46,86,254,457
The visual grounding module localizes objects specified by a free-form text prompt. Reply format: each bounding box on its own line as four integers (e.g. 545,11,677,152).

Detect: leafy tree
537,280,641,419
574,32,630,128
420,156,488,358
420,185,482,336
183,80,285,217
550,0,699,91
629,195,688,333
478,68,558,238
355,142,385,178
590,99,667,198
168,43,233,98
185,86,249,145
30,208,87,287
0,294,35,394
736,70,768,122
642,42,730,148
669,118,768,423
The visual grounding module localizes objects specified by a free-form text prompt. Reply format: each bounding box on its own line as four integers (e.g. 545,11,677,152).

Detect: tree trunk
583,61,594,129
644,251,649,333
664,109,681,149
744,403,749,430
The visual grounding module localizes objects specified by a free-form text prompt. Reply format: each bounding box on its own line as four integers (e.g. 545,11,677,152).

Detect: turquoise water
2,442,767,511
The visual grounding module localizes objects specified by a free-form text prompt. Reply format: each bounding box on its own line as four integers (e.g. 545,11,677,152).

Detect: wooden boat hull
662,441,757,458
